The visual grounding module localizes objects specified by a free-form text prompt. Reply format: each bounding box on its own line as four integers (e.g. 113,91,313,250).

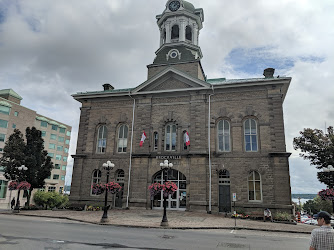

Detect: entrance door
115,170,125,208
219,185,231,212
115,183,124,208
218,170,231,213
152,169,186,210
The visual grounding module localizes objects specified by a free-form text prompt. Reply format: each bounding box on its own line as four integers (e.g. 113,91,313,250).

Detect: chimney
263,68,275,78
103,83,114,91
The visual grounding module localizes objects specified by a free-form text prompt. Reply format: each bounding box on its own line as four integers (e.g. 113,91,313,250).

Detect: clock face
169,1,180,11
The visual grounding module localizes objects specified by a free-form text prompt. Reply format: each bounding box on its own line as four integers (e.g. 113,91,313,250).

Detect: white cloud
0,0,333,194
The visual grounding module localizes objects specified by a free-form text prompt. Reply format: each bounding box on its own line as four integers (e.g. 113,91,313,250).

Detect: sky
0,0,333,194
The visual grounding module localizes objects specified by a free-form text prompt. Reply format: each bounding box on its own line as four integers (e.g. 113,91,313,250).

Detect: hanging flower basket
148,182,163,197
91,183,105,195
318,188,334,201
17,181,31,190
8,181,18,190
162,181,178,197
105,182,122,194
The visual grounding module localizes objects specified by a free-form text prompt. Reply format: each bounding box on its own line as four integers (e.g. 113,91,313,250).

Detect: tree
0,129,26,181
303,196,333,214
24,127,53,205
0,127,53,206
293,126,334,184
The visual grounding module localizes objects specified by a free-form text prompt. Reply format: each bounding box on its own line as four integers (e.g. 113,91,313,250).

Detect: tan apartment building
0,89,71,209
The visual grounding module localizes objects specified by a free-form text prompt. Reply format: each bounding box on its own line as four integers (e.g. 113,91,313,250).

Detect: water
292,198,311,205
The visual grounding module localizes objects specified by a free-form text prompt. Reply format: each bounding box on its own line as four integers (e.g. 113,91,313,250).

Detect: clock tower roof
147,0,206,80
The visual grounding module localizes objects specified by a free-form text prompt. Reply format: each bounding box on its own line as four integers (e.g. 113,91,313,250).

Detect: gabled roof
0,89,23,100
132,66,211,94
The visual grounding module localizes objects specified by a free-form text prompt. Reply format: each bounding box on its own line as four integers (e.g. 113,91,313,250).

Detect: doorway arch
152,169,186,210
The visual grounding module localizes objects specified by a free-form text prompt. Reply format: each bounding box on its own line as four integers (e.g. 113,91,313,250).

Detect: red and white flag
139,131,146,147
185,131,190,146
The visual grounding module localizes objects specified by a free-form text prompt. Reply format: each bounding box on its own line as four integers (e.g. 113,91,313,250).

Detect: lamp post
101,161,115,222
14,165,28,211
160,159,173,226
323,165,334,213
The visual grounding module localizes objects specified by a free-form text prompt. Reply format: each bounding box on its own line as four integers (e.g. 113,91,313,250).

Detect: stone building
70,0,293,214
0,89,71,209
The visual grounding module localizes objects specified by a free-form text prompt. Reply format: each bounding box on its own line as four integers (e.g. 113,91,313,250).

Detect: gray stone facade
70,0,293,215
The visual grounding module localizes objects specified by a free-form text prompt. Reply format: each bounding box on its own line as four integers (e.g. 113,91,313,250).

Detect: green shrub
274,211,291,221
33,191,69,209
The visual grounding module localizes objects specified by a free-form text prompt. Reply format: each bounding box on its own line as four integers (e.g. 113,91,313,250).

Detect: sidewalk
0,208,317,234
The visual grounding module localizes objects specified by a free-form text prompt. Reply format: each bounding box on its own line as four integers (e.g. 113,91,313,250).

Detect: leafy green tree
303,196,333,214
0,127,53,206
24,127,53,205
0,129,26,181
293,126,334,172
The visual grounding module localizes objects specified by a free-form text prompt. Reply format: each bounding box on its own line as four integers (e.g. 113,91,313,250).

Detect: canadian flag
139,131,147,147
185,131,190,146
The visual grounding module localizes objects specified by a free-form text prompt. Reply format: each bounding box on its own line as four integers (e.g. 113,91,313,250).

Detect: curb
0,212,312,234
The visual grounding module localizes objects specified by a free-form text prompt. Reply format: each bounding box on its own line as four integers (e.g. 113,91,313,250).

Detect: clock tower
147,0,205,80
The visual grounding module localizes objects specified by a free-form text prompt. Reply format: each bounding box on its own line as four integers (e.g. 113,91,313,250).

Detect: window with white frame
97,125,107,153
244,119,258,152
48,186,56,192
165,124,176,151
91,170,102,195
117,125,128,153
153,132,158,151
248,171,262,201
218,120,231,152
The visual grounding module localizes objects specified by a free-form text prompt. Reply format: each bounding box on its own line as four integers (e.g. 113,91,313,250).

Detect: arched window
91,170,102,195
171,25,179,40
244,119,258,152
248,171,262,201
185,26,192,41
97,125,107,153
115,169,125,183
219,170,230,184
218,120,230,152
165,124,176,151
153,132,159,151
117,125,128,153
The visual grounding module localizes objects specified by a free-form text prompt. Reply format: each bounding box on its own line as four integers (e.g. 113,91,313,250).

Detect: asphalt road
0,214,310,250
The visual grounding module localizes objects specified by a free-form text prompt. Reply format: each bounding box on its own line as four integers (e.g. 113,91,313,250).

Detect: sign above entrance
156,156,181,160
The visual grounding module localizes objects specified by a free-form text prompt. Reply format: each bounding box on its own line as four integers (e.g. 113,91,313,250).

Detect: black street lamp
14,165,28,212
160,159,173,226
101,161,115,222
